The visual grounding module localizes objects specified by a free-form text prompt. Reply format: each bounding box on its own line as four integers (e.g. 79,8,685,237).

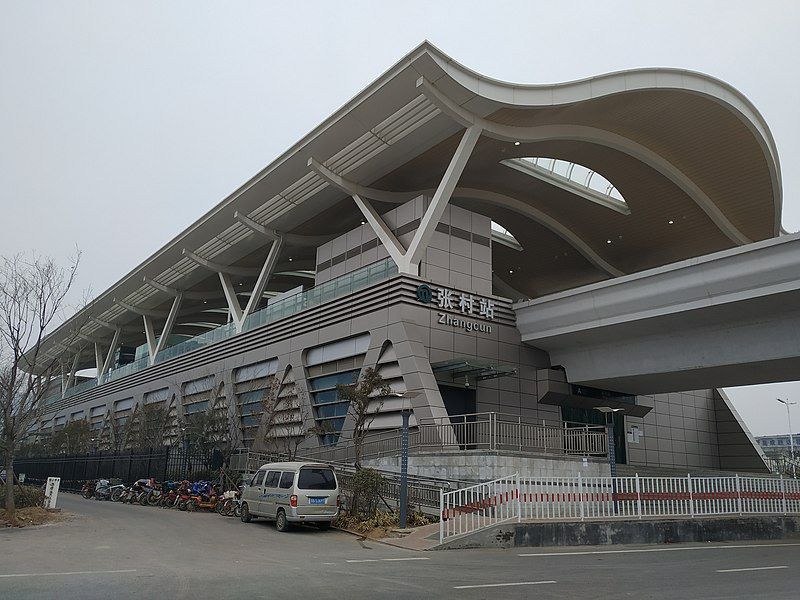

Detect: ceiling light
514,141,520,146
288,257,293,262
606,239,612,244
360,220,366,225
668,219,674,225
203,301,208,304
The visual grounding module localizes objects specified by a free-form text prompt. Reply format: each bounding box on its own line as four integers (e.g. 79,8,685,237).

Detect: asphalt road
2,493,799,599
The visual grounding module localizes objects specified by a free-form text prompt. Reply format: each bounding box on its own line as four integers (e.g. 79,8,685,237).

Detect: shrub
0,485,45,509
347,468,384,517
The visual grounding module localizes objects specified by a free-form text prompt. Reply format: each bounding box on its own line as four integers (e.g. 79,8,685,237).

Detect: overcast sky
1,1,798,436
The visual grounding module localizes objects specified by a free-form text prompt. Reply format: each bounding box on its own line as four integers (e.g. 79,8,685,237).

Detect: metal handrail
298,412,608,464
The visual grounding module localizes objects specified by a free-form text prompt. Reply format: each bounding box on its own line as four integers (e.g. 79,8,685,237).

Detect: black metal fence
14,447,221,490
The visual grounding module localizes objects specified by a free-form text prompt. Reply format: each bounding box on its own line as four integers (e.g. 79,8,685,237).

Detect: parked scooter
158,481,180,508
218,487,242,516
176,480,193,510
186,481,218,512
142,477,164,506
81,480,96,499
110,484,126,502
94,479,124,501
120,479,148,504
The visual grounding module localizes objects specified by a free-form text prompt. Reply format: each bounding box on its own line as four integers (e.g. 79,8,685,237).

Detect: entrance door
561,406,627,464
439,384,477,447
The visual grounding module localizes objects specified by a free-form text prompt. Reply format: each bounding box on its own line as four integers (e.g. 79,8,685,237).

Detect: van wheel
276,509,289,532
240,502,252,523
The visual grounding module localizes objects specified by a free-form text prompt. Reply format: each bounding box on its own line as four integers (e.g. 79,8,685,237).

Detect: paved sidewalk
376,523,440,551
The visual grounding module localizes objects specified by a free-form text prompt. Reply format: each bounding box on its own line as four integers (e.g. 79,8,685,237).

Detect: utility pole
777,398,796,477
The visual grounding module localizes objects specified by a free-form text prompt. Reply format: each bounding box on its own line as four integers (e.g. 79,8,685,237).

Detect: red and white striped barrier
440,473,800,543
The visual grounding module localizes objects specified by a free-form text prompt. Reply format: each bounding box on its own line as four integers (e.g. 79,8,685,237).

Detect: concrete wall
365,451,609,484
438,516,800,550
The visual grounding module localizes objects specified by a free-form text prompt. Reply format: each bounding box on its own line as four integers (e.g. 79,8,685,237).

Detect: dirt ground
0,506,66,528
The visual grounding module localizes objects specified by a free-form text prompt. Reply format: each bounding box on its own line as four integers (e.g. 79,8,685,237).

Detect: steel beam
182,249,260,277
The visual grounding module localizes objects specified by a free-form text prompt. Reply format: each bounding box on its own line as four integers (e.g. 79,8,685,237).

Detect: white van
240,461,340,532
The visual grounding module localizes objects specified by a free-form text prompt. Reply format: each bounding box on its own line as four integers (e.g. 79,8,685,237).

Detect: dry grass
334,509,435,538
1,506,66,528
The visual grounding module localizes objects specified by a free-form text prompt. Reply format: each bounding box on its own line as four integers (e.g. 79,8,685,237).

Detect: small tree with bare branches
337,367,390,469
0,252,81,522
48,420,92,455
180,381,240,470
124,401,173,451
259,377,320,459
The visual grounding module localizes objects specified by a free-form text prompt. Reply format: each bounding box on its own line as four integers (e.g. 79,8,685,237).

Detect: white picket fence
439,473,800,543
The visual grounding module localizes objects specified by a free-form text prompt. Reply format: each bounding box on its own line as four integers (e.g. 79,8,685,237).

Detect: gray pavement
1,493,799,599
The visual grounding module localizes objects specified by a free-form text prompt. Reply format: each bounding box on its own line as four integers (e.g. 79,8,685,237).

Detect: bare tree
124,401,173,451
337,367,390,469
48,420,91,455
180,381,235,469
0,252,80,521
107,413,127,453
259,378,317,460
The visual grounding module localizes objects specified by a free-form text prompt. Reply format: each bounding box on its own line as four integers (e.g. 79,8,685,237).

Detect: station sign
416,284,495,334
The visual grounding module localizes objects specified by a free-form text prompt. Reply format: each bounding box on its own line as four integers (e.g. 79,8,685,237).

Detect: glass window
309,370,359,391
252,470,266,486
241,415,260,427
264,470,280,488
311,389,340,405
297,468,336,490
279,471,294,489
240,402,261,416
315,402,349,419
184,400,209,415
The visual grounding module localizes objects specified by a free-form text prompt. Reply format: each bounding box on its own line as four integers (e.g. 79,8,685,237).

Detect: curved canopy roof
36,41,782,372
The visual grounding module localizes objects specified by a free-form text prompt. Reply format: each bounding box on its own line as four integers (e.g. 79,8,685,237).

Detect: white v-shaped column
142,293,183,365
218,237,284,333
310,125,482,275
63,352,81,393
94,327,121,379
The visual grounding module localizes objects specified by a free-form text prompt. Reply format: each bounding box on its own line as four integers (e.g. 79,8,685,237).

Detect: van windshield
297,468,336,490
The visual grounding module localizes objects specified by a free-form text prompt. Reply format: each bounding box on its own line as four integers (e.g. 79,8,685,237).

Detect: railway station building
31,42,779,477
